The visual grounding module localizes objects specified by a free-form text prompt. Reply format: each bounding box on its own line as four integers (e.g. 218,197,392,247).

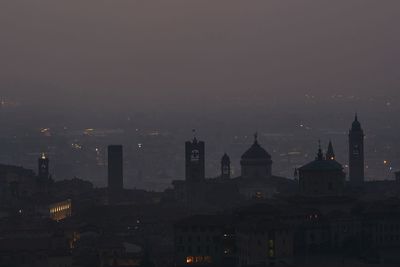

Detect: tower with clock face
38,153,50,179
185,137,205,182
221,153,231,179
349,114,364,186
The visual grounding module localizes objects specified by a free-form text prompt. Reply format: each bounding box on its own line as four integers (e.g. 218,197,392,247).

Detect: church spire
254,132,258,144
192,129,197,143
326,140,335,160
351,113,362,131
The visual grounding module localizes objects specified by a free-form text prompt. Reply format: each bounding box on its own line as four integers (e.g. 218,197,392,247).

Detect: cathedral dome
241,136,271,160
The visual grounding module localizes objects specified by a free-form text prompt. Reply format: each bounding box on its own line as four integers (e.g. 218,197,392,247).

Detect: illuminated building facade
49,199,72,221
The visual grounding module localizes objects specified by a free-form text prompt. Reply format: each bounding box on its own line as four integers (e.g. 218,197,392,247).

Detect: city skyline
0,2,400,266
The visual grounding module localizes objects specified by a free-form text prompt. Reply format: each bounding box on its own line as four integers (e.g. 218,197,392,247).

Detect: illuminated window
186,256,194,264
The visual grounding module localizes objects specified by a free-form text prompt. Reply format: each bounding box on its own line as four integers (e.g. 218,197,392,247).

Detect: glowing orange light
186,256,194,264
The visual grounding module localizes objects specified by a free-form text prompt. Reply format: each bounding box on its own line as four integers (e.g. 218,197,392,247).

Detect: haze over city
1,2,400,267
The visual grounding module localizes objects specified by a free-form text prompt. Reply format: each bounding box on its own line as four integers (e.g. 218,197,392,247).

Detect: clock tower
349,114,364,186
185,137,205,182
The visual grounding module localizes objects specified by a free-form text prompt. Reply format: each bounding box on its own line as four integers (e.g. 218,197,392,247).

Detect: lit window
186,256,194,264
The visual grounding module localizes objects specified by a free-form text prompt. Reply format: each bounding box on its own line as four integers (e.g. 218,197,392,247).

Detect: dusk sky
1,0,399,112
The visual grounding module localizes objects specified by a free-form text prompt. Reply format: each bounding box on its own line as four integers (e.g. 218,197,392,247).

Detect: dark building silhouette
240,133,272,179
185,137,205,182
395,171,400,182
221,153,231,179
38,153,50,179
174,215,235,267
349,114,364,186
108,145,124,200
173,132,295,205
299,142,345,197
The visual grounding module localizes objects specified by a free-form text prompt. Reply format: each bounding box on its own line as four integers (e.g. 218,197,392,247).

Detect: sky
0,0,399,113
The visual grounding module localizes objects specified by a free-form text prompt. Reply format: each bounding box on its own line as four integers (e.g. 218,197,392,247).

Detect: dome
241,140,271,160
299,159,343,172
299,143,343,172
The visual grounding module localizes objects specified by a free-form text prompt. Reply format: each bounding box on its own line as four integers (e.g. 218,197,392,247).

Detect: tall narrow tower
38,153,50,179
185,136,205,182
349,114,364,186
221,153,231,179
108,145,124,200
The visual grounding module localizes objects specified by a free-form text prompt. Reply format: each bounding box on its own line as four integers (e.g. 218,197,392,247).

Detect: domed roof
299,143,343,172
299,159,343,172
241,135,271,160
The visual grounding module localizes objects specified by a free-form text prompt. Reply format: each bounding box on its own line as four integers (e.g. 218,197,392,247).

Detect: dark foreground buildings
108,145,124,203
1,114,400,267
171,114,400,267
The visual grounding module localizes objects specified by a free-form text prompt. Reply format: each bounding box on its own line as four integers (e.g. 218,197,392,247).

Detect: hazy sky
1,0,399,112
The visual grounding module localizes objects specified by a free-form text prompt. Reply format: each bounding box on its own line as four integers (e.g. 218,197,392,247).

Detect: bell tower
185,133,205,182
349,114,364,186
